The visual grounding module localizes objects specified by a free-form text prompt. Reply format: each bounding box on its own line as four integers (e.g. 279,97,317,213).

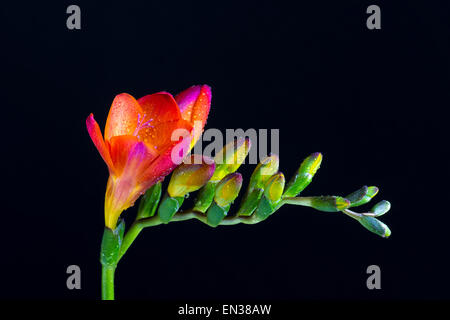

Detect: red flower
87,86,211,228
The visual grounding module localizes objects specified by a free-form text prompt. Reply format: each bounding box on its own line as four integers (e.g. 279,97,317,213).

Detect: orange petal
136,92,184,147
108,135,158,178
86,113,114,173
104,93,142,141
138,119,194,188
139,118,193,151
137,92,181,122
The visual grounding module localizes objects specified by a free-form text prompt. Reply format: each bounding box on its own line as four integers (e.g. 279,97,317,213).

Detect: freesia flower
87,85,211,229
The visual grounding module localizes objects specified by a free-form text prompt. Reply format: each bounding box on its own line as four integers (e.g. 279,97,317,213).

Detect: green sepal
309,196,351,212
117,218,125,243
136,182,162,220
347,186,379,208
237,188,264,216
206,203,230,227
283,152,322,197
100,219,125,267
370,200,391,217
193,181,216,213
255,195,277,220
358,216,391,238
157,194,184,223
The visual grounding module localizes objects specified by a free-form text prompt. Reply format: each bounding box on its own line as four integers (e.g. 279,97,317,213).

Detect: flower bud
283,152,322,197
358,216,391,238
167,155,215,198
346,186,379,208
255,173,285,220
370,200,391,217
237,154,279,217
264,173,285,203
249,154,279,190
214,173,243,207
211,138,251,182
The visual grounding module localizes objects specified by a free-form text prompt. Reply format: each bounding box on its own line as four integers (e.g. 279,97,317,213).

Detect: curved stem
101,265,116,300
118,223,143,262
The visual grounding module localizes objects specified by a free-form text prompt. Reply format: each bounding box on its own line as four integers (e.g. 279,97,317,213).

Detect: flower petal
141,118,193,152
86,113,114,173
136,92,184,147
108,135,158,178
175,85,211,149
138,119,194,188
104,93,142,141
137,92,181,122
175,85,211,126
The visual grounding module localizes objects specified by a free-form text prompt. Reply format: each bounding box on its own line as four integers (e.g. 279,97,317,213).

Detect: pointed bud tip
235,136,252,151
367,186,379,197
311,152,322,159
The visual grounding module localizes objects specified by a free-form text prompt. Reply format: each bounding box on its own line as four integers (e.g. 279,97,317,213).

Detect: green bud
157,194,184,223
214,173,243,207
136,182,162,220
100,219,125,267
345,185,368,204
249,154,279,190
347,186,379,208
253,173,285,220
358,216,391,238
283,152,322,197
236,155,278,217
370,200,391,217
206,203,230,227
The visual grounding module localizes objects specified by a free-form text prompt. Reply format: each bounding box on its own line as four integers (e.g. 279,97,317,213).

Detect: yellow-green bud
284,152,322,197
264,173,285,203
237,154,279,217
214,173,243,207
167,155,215,197
250,154,279,190
211,138,251,182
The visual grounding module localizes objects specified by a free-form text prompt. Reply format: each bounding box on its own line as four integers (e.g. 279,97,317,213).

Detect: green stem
118,223,143,262
101,265,116,300
118,215,165,261
281,196,314,206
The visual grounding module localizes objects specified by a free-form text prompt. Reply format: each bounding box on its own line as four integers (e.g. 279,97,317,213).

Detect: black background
1,0,449,301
